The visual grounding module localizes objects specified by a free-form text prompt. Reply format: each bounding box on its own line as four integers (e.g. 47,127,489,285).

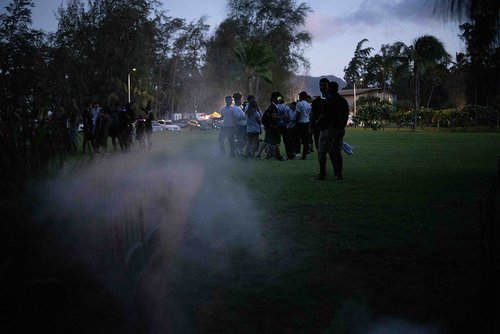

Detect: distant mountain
292,75,346,97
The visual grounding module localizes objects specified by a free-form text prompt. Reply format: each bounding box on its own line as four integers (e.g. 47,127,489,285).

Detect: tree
234,39,277,97
205,0,312,105
0,0,47,116
391,35,450,130
343,39,373,88
446,52,469,106
431,0,499,107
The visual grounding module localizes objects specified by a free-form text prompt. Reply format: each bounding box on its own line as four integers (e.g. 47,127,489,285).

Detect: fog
31,136,442,333
34,139,265,332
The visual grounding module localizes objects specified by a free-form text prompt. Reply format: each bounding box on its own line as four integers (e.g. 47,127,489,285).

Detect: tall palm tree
432,0,499,48
432,1,499,106
343,39,373,88
234,39,277,97
392,35,450,130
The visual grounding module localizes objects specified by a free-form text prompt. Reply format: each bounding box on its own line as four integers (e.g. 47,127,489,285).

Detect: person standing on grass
327,81,350,180
295,91,311,159
219,95,240,158
276,96,292,160
233,92,247,155
244,97,262,158
309,78,331,180
260,91,285,160
286,101,300,159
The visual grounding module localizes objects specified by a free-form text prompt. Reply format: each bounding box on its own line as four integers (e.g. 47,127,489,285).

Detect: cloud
307,0,446,41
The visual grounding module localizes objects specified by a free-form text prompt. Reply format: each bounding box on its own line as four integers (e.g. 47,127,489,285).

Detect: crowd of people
81,100,154,153
218,78,350,181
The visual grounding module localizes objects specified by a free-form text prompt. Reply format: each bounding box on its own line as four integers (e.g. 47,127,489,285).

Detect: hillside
293,75,346,97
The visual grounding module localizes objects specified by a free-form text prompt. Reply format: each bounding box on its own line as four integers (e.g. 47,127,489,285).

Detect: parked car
174,120,189,128
157,119,181,132
151,121,164,132
187,120,201,130
199,120,218,130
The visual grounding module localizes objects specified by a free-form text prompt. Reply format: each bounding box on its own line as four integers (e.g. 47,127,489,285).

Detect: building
340,87,397,114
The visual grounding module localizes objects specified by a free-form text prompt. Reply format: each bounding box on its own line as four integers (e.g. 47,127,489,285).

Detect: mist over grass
34,136,265,332
18,128,500,333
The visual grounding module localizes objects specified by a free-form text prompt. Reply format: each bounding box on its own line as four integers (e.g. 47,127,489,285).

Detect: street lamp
353,78,363,115
128,68,136,103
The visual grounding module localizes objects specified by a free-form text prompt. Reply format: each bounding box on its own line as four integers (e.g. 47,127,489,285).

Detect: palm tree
343,39,373,88
392,35,450,131
364,44,399,99
432,0,499,106
432,0,499,48
447,52,469,106
234,39,277,97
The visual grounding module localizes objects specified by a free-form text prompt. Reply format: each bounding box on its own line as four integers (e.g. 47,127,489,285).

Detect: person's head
329,81,339,94
270,91,281,103
232,92,242,105
276,95,285,104
249,98,258,109
225,95,233,106
298,91,308,101
319,78,330,96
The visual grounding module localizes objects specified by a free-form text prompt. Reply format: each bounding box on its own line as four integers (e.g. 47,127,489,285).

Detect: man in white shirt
295,91,311,159
233,92,247,155
218,95,240,157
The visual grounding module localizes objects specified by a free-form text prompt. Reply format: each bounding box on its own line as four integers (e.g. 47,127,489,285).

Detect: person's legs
246,133,258,157
146,130,152,150
312,128,331,180
298,123,309,159
332,130,345,179
238,125,247,153
228,128,236,157
218,128,227,155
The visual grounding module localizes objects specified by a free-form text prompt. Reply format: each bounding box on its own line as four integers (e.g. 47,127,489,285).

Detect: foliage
234,39,277,95
0,0,48,117
431,0,499,107
343,39,373,88
345,35,453,132
204,0,312,105
432,105,499,130
354,96,395,130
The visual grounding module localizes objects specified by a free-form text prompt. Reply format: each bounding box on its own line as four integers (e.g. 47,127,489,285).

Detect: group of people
218,77,349,181
81,100,154,153
218,91,313,160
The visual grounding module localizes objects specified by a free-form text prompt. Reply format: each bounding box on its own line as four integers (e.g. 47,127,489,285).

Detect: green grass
149,128,499,333
20,128,498,333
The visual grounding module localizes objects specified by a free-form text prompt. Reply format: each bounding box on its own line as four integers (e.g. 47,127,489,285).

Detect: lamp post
128,68,136,103
353,78,363,115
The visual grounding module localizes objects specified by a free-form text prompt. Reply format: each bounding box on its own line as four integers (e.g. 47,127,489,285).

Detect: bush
356,97,396,130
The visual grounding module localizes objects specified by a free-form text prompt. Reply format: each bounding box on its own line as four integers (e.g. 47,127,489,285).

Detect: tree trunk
413,74,420,132
427,79,436,108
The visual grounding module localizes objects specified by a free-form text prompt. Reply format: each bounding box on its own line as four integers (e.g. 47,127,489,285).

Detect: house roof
339,87,395,97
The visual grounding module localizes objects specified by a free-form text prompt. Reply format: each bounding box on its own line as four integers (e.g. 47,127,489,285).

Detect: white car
157,119,181,132
151,121,164,132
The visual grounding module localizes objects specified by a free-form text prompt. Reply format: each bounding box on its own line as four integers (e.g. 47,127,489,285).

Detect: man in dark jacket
310,80,349,180
309,78,331,180
328,81,350,180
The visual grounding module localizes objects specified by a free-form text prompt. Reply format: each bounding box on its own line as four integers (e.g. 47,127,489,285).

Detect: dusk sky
4,0,465,78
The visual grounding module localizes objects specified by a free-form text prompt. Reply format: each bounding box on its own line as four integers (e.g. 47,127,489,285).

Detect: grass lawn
151,128,499,333
5,128,499,333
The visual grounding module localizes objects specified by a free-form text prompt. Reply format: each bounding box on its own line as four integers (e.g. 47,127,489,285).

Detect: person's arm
295,102,302,122
309,100,318,134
